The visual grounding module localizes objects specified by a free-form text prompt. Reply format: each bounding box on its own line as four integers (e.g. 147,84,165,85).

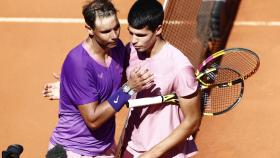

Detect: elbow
85,120,102,131
190,116,202,133
192,119,201,133
89,123,100,131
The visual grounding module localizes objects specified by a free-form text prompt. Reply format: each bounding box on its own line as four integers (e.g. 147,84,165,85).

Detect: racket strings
202,68,242,86
200,48,260,82
205,50,259,78
198,48,259,115
219,52,259,78
202,81,243,114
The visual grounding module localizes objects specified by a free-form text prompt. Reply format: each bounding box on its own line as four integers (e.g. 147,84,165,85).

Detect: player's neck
84,37,111,65
87,37,109,55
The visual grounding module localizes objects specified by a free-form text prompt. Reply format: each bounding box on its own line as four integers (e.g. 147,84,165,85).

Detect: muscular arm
140,92,201,158
43,67,154,131
78,70,154,130
78,101,117,130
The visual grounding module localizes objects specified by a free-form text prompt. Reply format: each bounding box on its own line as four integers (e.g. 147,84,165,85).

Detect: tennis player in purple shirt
45,0,153,157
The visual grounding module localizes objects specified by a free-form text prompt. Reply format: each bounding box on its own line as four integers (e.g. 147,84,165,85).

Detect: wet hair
82,0,117,28
128,0,164,32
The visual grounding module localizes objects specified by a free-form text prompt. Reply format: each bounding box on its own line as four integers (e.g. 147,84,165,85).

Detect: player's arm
78,99,119,130
140,66,201,158
140,92,201,158
74,67,154,130
42,67,154,100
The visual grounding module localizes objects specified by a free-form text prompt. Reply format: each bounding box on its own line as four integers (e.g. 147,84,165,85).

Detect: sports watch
121,82,136,96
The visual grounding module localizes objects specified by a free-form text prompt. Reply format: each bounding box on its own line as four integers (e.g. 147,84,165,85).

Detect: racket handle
127,96,163,108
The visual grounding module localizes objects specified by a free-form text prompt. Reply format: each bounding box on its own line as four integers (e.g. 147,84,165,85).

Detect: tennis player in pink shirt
121,0,202,157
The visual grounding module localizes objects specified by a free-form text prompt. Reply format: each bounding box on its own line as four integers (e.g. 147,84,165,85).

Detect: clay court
0,0,279,157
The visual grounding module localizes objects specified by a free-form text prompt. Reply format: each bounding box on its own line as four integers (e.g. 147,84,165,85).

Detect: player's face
128,26,158,53
90,15,120,49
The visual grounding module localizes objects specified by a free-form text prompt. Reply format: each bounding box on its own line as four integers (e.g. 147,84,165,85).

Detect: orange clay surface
0,0,279,157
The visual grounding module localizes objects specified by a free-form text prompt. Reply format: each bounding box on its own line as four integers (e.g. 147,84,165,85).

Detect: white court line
234,21,280,26
1,17,280,26
0,17,128,24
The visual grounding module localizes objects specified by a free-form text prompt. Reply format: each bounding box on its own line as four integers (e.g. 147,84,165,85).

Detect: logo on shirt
114,96,119,103
97,73,103,79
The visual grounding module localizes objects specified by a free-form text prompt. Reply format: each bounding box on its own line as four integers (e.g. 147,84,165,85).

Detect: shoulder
62,43,88,71
66,43,84,60
164,42,193,68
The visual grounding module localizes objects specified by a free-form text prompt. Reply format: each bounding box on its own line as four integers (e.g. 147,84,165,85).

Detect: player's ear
85,24,94,36
155,25,163,36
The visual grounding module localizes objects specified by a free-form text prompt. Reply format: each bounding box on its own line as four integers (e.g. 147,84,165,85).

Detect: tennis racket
128,67,244,116
197,47,260,80
200,67,244,115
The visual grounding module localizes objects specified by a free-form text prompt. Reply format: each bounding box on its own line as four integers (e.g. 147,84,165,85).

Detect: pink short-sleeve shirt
125,42,198,157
